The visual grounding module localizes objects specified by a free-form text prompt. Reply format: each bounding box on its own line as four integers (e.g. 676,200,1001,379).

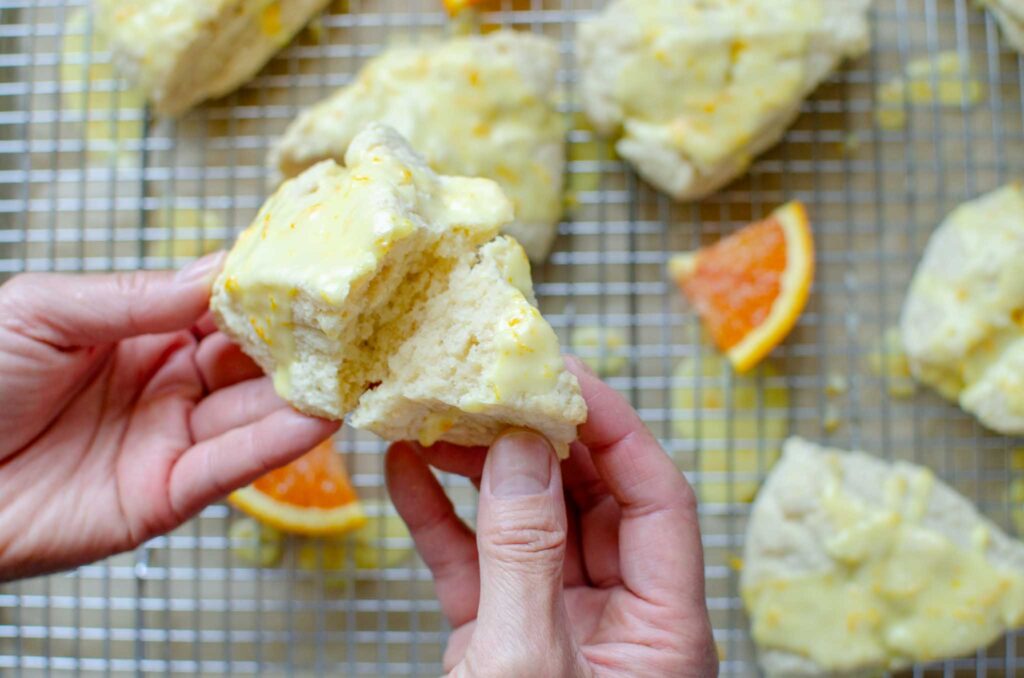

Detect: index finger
0,253,224,348
566,357,706,609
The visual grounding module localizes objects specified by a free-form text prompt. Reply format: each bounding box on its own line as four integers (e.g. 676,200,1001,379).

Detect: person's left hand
0,254,339,581
385,360,717,677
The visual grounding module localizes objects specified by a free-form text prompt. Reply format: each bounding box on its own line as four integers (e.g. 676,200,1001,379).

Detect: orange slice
442,0,534,14
669,202,814,373
228,439,367,536
443,0,488,14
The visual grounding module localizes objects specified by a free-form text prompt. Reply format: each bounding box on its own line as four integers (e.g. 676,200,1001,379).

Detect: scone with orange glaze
95,0,330,116
270,30,564,262
577,0,872,200
212,124,585,455
900,184,1024,435
743,438,1024,676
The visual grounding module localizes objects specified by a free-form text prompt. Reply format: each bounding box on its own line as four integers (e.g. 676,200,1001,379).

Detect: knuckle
112,271,154,331
241,383,265,421
113,270,152,302
481,505,566,563
675,478,699,515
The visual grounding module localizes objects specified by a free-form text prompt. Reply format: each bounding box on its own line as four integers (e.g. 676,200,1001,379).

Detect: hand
385,359,718,678
0,255,338,581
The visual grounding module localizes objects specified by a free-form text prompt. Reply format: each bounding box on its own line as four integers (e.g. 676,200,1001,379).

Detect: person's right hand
385,359,718,677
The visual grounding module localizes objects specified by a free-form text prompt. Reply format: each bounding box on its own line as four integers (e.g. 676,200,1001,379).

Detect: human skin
385,359,719,678
0,253,338,581
0,258,717,678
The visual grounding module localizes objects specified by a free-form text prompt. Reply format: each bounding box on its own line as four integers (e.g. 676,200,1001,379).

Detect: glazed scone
742,438,1024,677
900,184,1024,435
211,125,585,453
351,237,586,451
94,0,330,117
982,0,1024,53
212,125,504,418
270,30,565,262
576,0,872,201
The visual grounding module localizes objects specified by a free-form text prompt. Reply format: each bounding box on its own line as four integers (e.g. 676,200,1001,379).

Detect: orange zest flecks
259,2,282,37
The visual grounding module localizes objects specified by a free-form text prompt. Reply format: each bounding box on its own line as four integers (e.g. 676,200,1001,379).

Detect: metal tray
1,0,1022,675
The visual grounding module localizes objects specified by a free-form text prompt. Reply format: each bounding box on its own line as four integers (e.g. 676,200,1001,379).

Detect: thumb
472,430,575,669
0,252,225,348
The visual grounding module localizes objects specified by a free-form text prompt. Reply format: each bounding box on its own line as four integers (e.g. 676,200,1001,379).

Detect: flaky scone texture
212,125,585,454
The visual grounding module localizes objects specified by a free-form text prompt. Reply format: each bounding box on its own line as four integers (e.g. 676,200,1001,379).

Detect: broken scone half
269,30,565,263
95,0,330,117
576,0,872,201
211,125,586,454
742,438,1024,677
900,184,1024,436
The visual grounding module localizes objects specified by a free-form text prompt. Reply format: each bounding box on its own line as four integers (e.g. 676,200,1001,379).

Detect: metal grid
1,0,1023,675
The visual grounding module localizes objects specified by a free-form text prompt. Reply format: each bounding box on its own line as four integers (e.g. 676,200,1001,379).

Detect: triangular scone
742,438,1024,677
94,0,330,117
352,237,587,455
269,30,565,262
982,0,1024,54
212,125,585,453
900,184,1024,436
576,0,871,201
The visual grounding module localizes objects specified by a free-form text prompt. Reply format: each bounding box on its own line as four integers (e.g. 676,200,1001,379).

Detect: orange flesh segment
680,217,787,352
252,440,359,510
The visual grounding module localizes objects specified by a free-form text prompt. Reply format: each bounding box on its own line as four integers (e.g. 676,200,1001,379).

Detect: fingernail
175,251,226,285
488,430,554,497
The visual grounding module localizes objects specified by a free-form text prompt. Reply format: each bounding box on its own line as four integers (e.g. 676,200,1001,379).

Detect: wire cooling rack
1,0,1023,675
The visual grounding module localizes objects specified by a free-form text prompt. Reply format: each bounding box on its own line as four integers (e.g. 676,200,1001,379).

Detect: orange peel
670,201,814,372
229,439,366,536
